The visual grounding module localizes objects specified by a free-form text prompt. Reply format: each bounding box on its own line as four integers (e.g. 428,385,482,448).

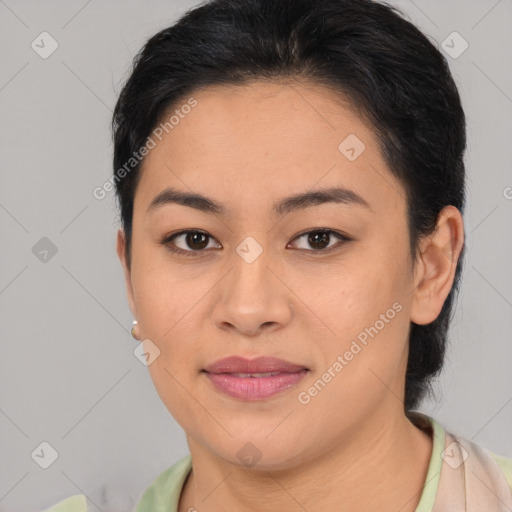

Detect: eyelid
287,229,351,252
161,230,221,257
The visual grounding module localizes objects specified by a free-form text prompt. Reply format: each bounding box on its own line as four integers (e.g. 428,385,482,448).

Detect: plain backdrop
0,0,511,510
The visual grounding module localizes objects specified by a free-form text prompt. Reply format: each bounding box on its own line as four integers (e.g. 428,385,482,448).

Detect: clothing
44,414,512,511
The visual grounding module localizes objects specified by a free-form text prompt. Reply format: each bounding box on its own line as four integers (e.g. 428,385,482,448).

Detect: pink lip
204,356,308,374
203,356,309,400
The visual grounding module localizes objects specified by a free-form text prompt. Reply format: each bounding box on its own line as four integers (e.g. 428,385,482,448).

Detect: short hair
112,0,466,412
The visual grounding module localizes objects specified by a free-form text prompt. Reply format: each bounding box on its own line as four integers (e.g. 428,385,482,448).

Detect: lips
202,356,309,400
203,356,309,375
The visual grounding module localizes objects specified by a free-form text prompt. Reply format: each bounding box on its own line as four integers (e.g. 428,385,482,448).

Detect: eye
288,229,351,252
161,230,221,256
161,228,351,258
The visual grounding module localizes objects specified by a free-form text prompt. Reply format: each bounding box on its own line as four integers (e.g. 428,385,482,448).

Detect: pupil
309,231,329,250
187,232,208,250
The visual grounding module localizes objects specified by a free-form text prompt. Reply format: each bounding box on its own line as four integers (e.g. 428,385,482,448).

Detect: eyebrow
146,186,371,216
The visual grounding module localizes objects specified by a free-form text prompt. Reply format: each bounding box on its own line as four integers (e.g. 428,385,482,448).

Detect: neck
179,408,432,512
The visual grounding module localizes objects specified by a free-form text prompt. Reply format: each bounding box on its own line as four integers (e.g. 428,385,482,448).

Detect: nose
211,243,293,337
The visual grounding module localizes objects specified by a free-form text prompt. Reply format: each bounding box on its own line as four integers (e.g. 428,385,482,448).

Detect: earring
131,320,140,340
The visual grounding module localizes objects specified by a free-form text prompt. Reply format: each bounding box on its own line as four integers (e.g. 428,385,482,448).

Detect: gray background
0,0,511,510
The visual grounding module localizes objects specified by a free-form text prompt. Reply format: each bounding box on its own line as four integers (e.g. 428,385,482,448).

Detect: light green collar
412,412,445,512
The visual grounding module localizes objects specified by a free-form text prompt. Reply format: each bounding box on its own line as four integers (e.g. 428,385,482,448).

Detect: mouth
202,356,310,400
203,355,309,374
221,371,283,378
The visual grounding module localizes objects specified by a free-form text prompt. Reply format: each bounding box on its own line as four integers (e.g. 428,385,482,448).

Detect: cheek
304,244,412,376
132,268,203,425
301,253,406,333
130,242,201,335
299,284,409,426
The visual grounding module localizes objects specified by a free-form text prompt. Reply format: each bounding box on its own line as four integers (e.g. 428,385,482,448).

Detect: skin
116,79,464,512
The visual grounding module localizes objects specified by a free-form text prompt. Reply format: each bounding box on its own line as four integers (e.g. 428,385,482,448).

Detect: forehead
135,79,405,218
159,79,373,153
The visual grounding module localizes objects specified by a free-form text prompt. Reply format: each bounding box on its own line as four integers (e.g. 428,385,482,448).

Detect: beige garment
433,430,512,511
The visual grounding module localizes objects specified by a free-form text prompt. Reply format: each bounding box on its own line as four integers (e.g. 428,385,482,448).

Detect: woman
47,0,512,510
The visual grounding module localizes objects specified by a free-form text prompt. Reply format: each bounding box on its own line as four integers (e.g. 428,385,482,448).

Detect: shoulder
43,455,193,512
488,450,512,492
428,414,512,494
43,494,88,512
136,454,193,512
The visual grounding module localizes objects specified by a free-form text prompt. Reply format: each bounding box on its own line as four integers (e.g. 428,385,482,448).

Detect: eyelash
160,229,352,257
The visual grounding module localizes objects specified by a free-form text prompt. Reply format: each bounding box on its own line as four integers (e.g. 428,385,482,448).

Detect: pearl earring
131,320,139,340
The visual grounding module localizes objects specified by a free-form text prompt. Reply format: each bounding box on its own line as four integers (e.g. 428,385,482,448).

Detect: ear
116,228,137,318
410,205,464,325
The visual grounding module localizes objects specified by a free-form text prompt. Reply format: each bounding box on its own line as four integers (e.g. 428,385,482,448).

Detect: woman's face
118,80,425,469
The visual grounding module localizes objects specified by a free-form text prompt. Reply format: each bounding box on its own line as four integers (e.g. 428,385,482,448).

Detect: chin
213,437,310,473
